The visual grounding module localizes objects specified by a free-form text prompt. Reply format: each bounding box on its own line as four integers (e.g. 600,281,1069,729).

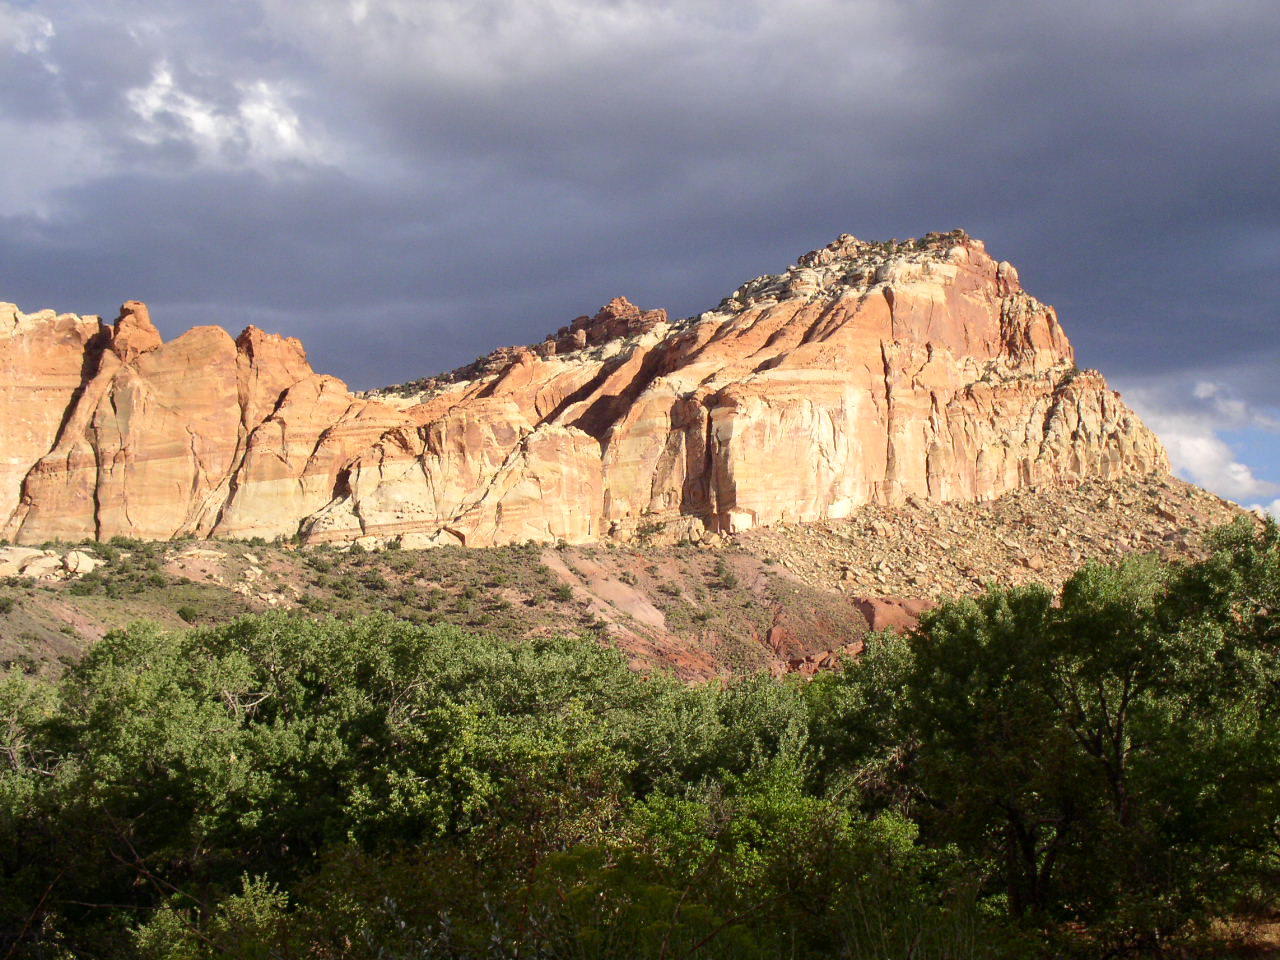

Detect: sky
2,0,1277,512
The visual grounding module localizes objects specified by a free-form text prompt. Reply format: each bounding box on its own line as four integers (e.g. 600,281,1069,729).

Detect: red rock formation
852,596,938,634
0,304,105,527
0,232,1169,545
1,302,404,542
556,297,668,351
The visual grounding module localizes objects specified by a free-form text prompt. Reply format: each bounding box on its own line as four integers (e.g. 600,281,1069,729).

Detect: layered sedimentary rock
0,231,1168,545
0,302,404,542
0,304,105,526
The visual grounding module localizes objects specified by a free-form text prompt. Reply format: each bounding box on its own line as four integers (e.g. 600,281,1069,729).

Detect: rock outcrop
1,303,404,542
1,231,1169,545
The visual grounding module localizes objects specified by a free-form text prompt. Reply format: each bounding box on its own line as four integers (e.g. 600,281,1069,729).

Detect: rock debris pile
738,475,1244,601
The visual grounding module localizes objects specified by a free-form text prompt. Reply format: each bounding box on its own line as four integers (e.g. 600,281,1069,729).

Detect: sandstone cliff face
0,303,404,543
0,304,105,527
1,232,1168,545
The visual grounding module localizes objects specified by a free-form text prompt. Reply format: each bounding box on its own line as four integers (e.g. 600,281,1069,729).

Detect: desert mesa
0,230,1168,547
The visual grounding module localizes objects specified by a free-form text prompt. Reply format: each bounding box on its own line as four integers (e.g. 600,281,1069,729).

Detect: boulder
63,550,103,574
0,546,47,576
19,554,64,579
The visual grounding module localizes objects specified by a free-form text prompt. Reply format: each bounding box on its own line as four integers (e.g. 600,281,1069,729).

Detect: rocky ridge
2,231,1167,546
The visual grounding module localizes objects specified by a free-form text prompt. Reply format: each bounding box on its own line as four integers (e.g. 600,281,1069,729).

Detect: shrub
713,557,740,590
636,519,665,539
360,571,389,591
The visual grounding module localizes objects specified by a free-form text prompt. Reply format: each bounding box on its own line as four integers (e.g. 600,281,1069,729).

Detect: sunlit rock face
0,231,1167,545
0,303,402,543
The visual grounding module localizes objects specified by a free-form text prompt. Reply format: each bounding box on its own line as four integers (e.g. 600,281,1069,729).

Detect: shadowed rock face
0,231,1168,546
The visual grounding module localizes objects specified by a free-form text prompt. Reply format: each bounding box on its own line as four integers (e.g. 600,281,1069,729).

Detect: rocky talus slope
739,475,1243,598
2,232,1167,546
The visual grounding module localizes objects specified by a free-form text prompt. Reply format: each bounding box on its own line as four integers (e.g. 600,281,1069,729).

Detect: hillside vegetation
0,476,1243,680
0,534,863,680
2,518,1279,958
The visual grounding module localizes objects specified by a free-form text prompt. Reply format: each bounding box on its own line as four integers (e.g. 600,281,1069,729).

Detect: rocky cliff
1,231,1168,546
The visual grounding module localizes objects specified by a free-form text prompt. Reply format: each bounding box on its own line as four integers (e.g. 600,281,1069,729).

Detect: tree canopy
2,518,1278,958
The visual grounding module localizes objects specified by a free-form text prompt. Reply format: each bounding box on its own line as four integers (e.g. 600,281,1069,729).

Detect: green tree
900,550,1280,950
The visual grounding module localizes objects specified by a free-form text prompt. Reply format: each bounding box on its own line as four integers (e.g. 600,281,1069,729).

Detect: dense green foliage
2,519,1278,958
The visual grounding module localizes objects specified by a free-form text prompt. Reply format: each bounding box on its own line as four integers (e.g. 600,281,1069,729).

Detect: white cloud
0,7,54,56
1124,378,1280,503
235,81,311,161
1249,498,1280,519
260,0,912,99
273,0,715,79
125,63,320,167
1192,380,1280,430
1155,420,1277,501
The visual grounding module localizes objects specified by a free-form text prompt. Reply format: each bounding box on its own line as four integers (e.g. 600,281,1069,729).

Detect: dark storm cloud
1,0,1277,493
